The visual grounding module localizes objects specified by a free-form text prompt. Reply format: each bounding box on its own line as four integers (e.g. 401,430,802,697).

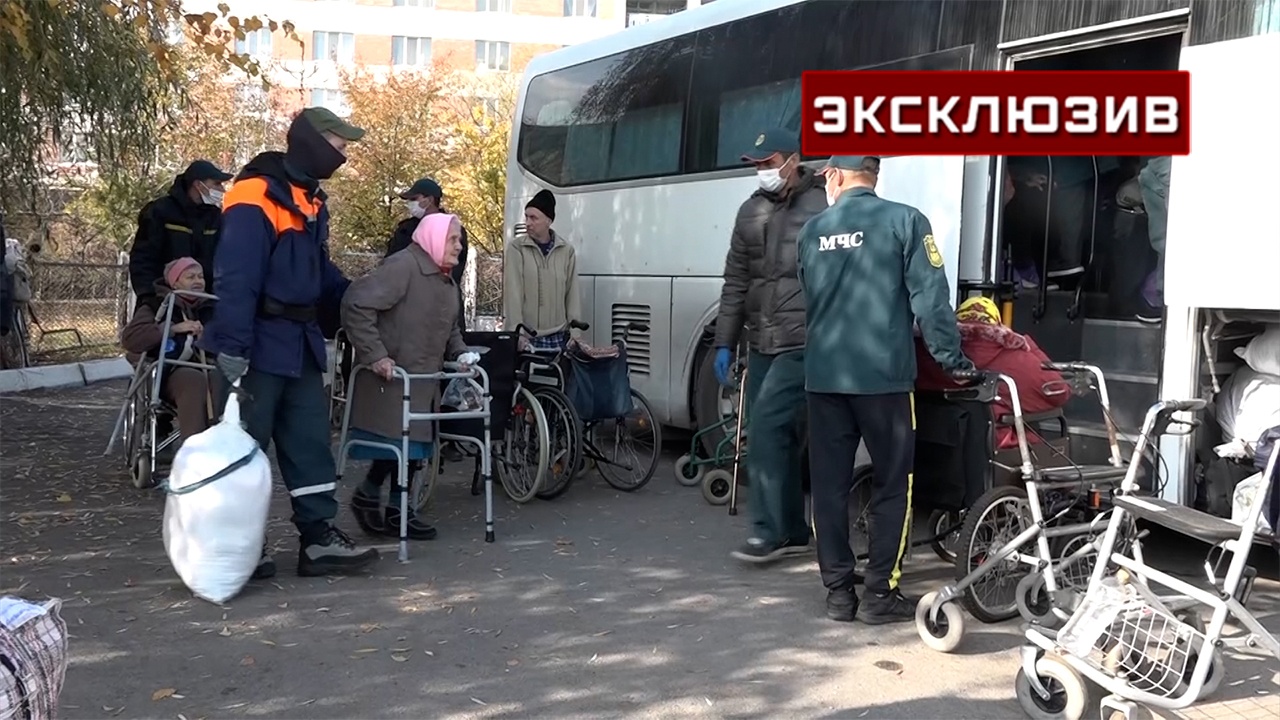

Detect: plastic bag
162,385,272,604
1231,472,1274,535
442,377,482,411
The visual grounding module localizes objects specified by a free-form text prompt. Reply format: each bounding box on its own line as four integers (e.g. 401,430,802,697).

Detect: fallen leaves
872,659,903,675
56,493,72,503
240,656,255,666
151,688,177,701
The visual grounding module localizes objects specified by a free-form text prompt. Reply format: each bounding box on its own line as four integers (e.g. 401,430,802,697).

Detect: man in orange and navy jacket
201,107,379,579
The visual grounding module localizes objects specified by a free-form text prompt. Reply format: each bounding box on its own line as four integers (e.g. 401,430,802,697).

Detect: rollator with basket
105,289,219,488
1013,402,1280,720
675,358,751,510
335,362,495,562
912,362,1149,653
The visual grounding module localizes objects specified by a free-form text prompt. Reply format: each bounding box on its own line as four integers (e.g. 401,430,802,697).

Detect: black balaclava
284,113,347,182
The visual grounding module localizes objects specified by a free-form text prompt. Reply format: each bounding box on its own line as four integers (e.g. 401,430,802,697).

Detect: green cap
824,155,881,173
300,107,366,142
741,128,800,162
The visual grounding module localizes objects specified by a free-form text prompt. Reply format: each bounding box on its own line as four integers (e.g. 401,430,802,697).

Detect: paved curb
0,357,133,395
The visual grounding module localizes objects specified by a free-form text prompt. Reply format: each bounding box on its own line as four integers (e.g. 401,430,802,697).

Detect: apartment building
180,0,642,115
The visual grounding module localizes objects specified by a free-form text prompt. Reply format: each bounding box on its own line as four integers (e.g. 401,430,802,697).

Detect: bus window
517,35,694,186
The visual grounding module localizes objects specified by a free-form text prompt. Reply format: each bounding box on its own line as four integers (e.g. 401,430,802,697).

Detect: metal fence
13,251,505,368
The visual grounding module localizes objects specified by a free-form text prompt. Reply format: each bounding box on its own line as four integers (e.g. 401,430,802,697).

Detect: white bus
504,0,1280,513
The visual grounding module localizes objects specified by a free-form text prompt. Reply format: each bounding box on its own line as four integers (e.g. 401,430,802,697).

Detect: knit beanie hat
525,189,556,221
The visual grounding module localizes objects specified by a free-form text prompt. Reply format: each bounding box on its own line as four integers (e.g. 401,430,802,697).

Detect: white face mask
826,191,837,207
201,187,224,207
406,200,427,219
757,169,785,193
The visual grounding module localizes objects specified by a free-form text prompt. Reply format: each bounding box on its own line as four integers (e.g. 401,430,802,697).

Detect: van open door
878,156,968,308
1165,33,1280,312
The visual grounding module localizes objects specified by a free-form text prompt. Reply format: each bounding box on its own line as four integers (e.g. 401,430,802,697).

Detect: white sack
1216,367,1280,445
163,386,272,604
1235,324,1280,377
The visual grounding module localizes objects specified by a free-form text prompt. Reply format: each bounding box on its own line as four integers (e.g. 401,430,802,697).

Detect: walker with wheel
1012,399,1280,720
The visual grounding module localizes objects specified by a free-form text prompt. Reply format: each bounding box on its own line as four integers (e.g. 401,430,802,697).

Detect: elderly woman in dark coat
340,213,476,540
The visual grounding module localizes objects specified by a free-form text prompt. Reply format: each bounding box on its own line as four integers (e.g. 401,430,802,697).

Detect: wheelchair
336,362,494,562
104,290,218,489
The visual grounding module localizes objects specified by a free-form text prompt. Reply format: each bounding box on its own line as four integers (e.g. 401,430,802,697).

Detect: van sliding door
877,156,969,308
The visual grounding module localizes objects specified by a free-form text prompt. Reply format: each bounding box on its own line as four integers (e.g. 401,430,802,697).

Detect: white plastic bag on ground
162,385,272,604
1232,472,1274,535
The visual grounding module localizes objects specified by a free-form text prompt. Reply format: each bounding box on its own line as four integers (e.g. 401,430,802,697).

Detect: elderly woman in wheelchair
120,257,216,445
340,213,477,541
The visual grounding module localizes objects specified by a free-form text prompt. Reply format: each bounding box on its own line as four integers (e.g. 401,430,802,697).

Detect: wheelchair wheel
955,485,1033,624
532,387,584,501
928,509,964,563
701,469,733,505
497,387,549,503
124,380,158,489
411,448,442,512
593,389,662,492
1014,654,1089,720
847,465,874,560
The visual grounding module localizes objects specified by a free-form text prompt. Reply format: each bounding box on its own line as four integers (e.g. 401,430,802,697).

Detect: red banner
800,71,1191,156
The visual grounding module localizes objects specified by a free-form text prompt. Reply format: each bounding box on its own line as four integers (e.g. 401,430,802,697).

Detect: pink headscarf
412,213,458,271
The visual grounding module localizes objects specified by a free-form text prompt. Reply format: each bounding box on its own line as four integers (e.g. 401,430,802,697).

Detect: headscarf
412,212,458,272
956,296,1001,325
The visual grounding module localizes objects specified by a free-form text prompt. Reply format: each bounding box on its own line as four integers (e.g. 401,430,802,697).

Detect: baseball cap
741,128,800,163
300,107,366,142
823,155,881,174
184,159,233,183
399,177,444,200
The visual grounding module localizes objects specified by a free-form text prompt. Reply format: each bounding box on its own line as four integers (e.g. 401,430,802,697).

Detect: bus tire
693,345,735,460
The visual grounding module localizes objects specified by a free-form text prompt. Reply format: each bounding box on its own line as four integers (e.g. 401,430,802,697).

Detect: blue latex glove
713,347,733,387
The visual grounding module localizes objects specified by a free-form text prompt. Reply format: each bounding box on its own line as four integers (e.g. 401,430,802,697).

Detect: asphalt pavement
1,380,1276,719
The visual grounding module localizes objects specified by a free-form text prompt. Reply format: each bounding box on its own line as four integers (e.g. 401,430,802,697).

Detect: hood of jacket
239,151,326,201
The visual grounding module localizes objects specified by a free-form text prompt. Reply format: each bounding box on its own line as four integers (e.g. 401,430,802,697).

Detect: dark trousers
216,362,338,543
745,349,809,546
809,391,915,595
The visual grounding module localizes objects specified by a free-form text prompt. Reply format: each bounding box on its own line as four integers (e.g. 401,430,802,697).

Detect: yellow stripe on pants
888,392,916,590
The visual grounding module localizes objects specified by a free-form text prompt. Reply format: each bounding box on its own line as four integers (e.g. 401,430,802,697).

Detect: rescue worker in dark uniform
202,107,379,579
797,156,973,623
385,177,470,329
714,128,829,565
129,159,233,307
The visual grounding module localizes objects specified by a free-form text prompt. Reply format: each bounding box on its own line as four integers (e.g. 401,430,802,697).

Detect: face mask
285,116,348,181
201,187,225,207
406,200,426,219
757,169,785,193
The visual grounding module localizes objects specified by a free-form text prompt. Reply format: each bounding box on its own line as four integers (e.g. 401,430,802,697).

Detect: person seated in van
503,189,584,350
120,257,215,444
914,297,1070,449
340,213,478,541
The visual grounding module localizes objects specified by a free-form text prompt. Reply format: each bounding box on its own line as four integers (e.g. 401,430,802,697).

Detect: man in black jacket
715,128,829,566
128,160,233,307
387,177,470,320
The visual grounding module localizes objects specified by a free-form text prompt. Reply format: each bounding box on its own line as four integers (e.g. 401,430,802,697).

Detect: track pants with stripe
808,391,915,595
216,361,338,544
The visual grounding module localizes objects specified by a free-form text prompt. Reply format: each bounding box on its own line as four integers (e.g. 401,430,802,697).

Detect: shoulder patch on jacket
923,234,943,268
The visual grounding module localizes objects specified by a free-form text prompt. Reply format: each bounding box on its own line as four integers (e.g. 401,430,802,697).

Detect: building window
475,40,510,72
310,89,351,116
476,0,512,12
391,36,432,66
312,31,355,63
393,0,435,5
564,0,597,17
235,28,273,58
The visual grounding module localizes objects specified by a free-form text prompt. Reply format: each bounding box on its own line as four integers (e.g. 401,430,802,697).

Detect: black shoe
350,489,385,536
826,586,858,622
730,536,813,564
297,525,380,577
858,589,918,625
383,505,438,541
252,553,277,580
